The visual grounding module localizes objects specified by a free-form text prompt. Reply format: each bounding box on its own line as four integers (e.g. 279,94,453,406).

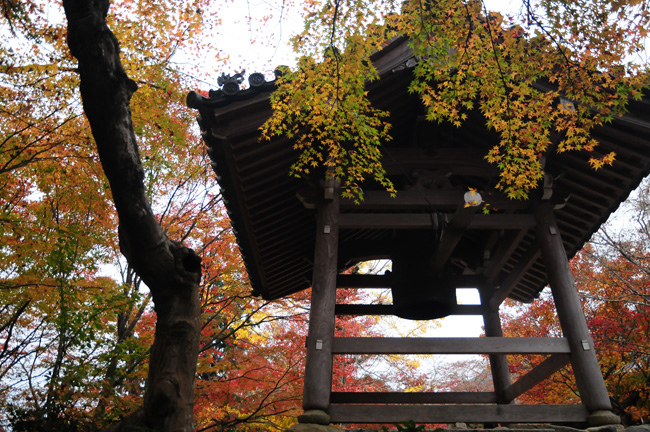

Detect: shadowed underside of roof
187,37,650,303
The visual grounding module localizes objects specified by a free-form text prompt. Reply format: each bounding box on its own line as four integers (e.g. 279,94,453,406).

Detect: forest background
0,0,649,431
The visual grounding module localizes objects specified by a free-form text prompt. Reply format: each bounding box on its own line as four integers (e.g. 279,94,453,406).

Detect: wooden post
302,180,339,414
533,200,613,413
480,288,512,404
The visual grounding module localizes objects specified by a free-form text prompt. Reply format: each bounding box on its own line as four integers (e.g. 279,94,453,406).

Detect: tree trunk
62,1,202,431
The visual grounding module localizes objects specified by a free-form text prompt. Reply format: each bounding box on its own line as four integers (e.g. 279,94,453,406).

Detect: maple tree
501,178,650,424
262,0,649,201
0,0,222,430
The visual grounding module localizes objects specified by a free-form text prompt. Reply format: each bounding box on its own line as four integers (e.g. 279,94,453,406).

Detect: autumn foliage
262,0,649,201
1,0,650,430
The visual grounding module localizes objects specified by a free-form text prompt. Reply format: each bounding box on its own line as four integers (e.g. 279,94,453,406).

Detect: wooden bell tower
187,36,650,428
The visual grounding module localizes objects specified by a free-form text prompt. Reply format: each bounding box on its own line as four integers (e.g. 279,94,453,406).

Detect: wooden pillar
533,200,612,412
303,181,339,413
480,288,512,404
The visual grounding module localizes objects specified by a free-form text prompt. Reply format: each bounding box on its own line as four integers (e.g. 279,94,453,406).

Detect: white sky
211,0,526,82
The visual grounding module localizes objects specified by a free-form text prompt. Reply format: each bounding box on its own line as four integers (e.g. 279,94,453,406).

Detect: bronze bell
390,231,457,320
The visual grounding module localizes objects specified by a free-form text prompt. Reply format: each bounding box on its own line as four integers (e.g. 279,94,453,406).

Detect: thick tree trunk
63,1,202,431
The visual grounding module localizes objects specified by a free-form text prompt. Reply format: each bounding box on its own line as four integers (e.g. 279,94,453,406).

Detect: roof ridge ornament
214,71,269,96
217,71,245,95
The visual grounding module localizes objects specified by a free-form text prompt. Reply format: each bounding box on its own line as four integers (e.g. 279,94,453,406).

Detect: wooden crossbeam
340,189,530,211
503,354,571,403
335,304,393,315
335,273,485,289
328,404,590,424
330,391,497,404
341,189,466,210
339,213,535,230
334,304,484,316
332,337,570,355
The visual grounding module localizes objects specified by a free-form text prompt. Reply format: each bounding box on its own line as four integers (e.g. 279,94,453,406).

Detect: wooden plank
334,304,485,316
328,404,590,424
339,213,535,230
330,391,497,404
504,354,571,402
332,337,570,355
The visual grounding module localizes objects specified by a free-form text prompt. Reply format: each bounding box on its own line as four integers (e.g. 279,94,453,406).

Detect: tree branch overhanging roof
188,37,650,302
